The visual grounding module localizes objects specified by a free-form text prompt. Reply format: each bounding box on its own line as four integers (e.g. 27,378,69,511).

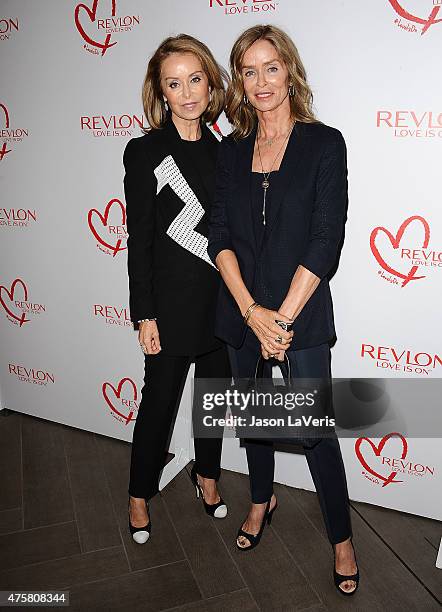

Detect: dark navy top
251,170,281,251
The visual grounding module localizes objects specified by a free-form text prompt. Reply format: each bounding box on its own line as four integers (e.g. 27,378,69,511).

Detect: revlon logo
74,0,140,56
376,110,442,138
8,363,55,386
0,102,29,161
93,304,131,326
370,215,441,287
96,15,140,30
401,248,442,266
102,377,139,425
356,433,408,486
0,279,29,326
88,198,127,255
80,114,146,137
355,433,435,488
0,208,37,228
361,343,442,376
0,279,46,326
380,456,435,476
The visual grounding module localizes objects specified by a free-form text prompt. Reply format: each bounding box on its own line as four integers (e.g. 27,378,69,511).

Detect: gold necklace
256,122,295,225
262,134,280,146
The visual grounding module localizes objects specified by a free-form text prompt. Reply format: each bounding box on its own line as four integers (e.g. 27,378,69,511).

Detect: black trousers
228,329,352,545
129,344,231,500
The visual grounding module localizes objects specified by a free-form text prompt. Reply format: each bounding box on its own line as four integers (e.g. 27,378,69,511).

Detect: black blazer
207,121,348,351
123,117,223,355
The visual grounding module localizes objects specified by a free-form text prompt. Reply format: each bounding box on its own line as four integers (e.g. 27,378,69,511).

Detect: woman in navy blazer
208,25,359,595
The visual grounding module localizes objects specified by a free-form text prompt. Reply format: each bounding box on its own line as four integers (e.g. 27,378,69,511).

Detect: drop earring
288,84,295,97
163,98,169,111
243,94,249,105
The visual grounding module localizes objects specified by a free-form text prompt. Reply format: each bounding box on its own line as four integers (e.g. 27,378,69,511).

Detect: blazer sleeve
123,137,157,323
207,137,235,265
298,130,348,280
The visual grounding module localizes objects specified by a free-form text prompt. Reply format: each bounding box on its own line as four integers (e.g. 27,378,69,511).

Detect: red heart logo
388,1,442,35
370,215,430,287
102,377,138,425
0,103,12,161
0,278,30,326
355,432,408,487
74,0,117,56
88,198,127,257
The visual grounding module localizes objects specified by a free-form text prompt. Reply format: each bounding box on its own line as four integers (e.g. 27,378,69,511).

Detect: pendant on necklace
262,181,268,226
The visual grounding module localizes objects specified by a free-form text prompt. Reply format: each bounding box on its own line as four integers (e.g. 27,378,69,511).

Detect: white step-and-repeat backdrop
1,0,441,521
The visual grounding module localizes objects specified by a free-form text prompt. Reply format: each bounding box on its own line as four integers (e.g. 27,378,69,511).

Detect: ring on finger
275,335,283,343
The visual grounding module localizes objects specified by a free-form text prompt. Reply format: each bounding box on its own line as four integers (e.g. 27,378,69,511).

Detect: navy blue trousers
228,329,352,545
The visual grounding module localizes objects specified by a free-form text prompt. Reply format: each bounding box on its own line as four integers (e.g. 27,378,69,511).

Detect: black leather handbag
251,353,317,446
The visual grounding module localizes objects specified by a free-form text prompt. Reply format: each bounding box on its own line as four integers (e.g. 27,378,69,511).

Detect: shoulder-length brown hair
226,25,317,139
142,34,228,131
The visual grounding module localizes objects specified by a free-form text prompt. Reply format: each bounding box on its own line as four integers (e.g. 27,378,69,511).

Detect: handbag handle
254,353,291,383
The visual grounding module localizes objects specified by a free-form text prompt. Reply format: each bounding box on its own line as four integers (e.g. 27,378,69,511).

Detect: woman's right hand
138,320,161,355
247,306,293,355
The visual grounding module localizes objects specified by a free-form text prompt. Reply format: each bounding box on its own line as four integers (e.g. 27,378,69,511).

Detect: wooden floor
0,410,440,611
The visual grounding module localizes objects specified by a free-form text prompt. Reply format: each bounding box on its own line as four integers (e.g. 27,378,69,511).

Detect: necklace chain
256,122,295,225
263,134,280,147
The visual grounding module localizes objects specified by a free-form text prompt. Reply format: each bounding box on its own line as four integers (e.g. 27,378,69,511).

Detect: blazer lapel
195,124,219,202
261,121,307,250
236,127,258,253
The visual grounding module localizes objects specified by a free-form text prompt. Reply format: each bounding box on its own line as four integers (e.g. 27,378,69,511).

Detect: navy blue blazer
207,121,348,350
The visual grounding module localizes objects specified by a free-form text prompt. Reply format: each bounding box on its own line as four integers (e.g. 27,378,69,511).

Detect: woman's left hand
247,306,293,354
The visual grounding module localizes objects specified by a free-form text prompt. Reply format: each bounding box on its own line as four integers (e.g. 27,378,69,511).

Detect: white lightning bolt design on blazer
154,155,217,269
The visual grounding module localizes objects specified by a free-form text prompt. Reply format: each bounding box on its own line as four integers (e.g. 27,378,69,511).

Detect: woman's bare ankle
130,495,146,505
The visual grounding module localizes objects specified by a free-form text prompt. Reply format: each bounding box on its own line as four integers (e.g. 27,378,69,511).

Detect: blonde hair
142,34,228,130
226,24,317,138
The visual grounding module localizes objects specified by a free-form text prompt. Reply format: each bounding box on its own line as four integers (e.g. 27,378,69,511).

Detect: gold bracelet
243,302,259,324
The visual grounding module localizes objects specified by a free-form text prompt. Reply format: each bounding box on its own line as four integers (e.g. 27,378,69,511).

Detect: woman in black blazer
124,34,231,545
208,25,359,595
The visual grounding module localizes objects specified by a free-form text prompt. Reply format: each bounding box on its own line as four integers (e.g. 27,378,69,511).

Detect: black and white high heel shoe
128,498,151,544
189,465,227,519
